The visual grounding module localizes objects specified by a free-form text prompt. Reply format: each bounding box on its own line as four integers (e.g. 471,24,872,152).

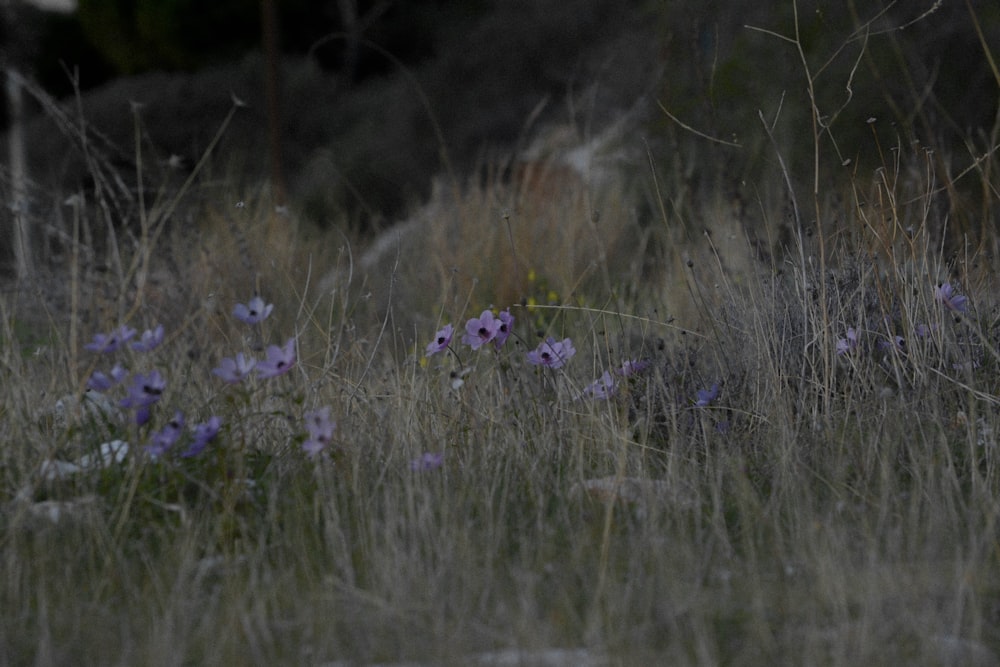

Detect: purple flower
877,335,906,353
836,327,858,356
527,337,576,369
120,370,166,409
462,310,501,350
302,406,336,458
580,370,616,400
695,383,720,407
426,324,454,356
410,452,444,471
257,338,296,379
213,353,256,383
130,325,165,352
233,296,274,324
87,363,129,392
617,359,651,377
934,283,969,314
182,416,222,458
494,309,514,349
146,411,184,459
135,407,152,427
84,325,137,353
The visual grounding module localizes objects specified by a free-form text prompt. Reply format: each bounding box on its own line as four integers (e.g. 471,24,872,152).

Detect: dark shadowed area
2,0,998,278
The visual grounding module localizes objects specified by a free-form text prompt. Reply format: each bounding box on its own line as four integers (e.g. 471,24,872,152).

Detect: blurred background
1,0,999,275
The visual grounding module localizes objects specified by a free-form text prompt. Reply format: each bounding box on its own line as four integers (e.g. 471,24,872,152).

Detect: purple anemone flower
87,363,129,392
526,337,576,369
836,327,858,356
302,406,336,458
494,309,514,349
617,359,651,377
134,407,152,427
233,296,274,324
410,452,444,471
84,325,137,353
695,383,720,407
182,416,222,458
213,353,256,383
580,370,616,400
131,325,165,352
120,370,166,410
934,283,969,314
426,324,454,356
146,411,184,459
462,310,501,350
257,338,296,379
877,335,906,353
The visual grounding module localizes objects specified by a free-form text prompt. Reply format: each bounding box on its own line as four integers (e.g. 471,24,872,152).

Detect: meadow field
3,4,1000,666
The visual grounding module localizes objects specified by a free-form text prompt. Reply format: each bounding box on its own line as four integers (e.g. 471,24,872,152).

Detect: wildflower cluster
84,322,220,458
835,283,974,367
822,278,997,410
214,297,335,459
427,308,517,357
424,306,657,459
215,297,296,382
425,306,663,408
79,294,317,463
428,307,581,371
